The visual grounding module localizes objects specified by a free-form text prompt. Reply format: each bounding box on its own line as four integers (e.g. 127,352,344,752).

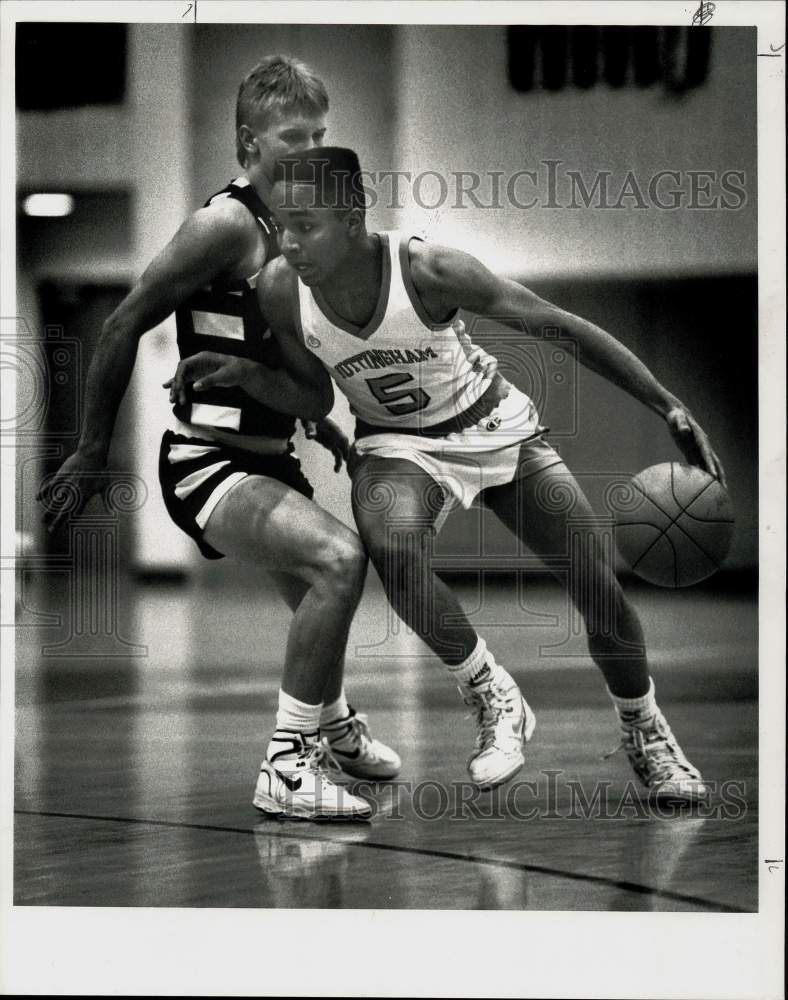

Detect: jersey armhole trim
222,177,280,276
399,235,459,331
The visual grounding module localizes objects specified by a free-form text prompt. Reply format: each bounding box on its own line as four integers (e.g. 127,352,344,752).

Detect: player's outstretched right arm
38,201,256,532
412,242,726,487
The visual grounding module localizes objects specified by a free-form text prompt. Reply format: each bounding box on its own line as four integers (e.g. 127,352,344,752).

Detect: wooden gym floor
14,571,757,911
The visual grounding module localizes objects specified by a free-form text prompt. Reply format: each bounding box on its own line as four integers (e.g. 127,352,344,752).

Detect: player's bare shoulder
407,239,454,288
160,194,260,283
407,239,495,316
194,196,260,271
258,256,298,336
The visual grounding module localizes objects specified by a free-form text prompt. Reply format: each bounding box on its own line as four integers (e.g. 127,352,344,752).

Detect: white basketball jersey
295,232,492,429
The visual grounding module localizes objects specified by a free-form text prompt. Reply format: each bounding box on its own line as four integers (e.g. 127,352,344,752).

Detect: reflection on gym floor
14,572,757,911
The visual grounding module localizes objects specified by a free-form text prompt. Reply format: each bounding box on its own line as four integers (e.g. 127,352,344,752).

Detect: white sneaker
605,708,709,803
253,733,372,820
464,679,536,790
321,707,402,781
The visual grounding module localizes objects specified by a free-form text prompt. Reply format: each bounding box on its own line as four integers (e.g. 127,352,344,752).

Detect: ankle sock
608,678,657,724
448,637,511,692
274,689,321,737
320,690,351,730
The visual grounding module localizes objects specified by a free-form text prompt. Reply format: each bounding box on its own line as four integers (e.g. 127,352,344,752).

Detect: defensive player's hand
665,405,727,489
163,351,254,404
36,451,108,534
304,417,350,473
453,317,498,379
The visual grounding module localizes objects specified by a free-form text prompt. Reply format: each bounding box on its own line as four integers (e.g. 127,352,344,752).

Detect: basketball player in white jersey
38,63,401,821
169,147,726,803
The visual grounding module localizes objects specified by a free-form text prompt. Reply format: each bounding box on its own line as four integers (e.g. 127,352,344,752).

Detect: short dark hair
272,146,367,215
235,55,329,166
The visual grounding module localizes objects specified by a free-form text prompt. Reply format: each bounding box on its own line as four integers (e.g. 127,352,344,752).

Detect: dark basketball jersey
173,177,295,438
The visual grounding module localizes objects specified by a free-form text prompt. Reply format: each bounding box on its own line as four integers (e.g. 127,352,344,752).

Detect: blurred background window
507,26,712,94
16,23,127,110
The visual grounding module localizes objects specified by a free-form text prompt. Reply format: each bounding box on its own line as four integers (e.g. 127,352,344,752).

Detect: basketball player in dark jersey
38,60,398,820
169,147,727,804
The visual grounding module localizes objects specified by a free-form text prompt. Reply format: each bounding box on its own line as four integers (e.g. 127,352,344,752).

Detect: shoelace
326,712,372,751
298,742,345,784
348,712,375,749
464,686,513,751
603,715,699,782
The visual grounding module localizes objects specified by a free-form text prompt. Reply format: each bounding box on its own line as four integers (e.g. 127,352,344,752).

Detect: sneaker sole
252,790,371,821
474,756,526,792
523,699,536,743
647,782,710,805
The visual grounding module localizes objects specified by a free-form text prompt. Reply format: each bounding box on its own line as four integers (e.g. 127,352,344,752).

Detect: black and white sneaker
605,708,709,803
253,733,372,820
321,707,402,781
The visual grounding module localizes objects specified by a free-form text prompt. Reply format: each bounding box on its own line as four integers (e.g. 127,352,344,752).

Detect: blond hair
235,55,329,166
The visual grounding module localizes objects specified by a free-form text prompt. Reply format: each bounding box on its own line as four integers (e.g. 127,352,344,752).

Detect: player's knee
313,533,367,595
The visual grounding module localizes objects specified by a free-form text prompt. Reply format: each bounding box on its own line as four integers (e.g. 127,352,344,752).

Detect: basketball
611,462,735,588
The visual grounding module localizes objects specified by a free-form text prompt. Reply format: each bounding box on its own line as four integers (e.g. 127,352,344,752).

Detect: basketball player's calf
352,457,536,791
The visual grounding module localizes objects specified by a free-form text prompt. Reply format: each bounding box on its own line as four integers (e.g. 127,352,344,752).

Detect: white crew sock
608,678,657,724
266,690,322,765
448,636,511,692
274,689,322,737
320,690,350,730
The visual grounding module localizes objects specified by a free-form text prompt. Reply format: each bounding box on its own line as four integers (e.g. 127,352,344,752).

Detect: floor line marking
14,808,748,913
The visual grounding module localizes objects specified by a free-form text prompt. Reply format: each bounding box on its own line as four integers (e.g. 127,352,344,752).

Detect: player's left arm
417,244,726,486
165,259,334,421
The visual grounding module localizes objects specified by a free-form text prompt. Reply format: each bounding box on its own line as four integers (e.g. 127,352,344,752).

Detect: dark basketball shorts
158,431,314,559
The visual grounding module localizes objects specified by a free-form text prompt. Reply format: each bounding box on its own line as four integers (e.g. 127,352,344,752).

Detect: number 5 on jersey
366,372,431,416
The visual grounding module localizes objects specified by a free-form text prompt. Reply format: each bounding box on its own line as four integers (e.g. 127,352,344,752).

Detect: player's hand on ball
305,417,350,472
163,351,253,404
665,405,727,489
36,451,108,534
